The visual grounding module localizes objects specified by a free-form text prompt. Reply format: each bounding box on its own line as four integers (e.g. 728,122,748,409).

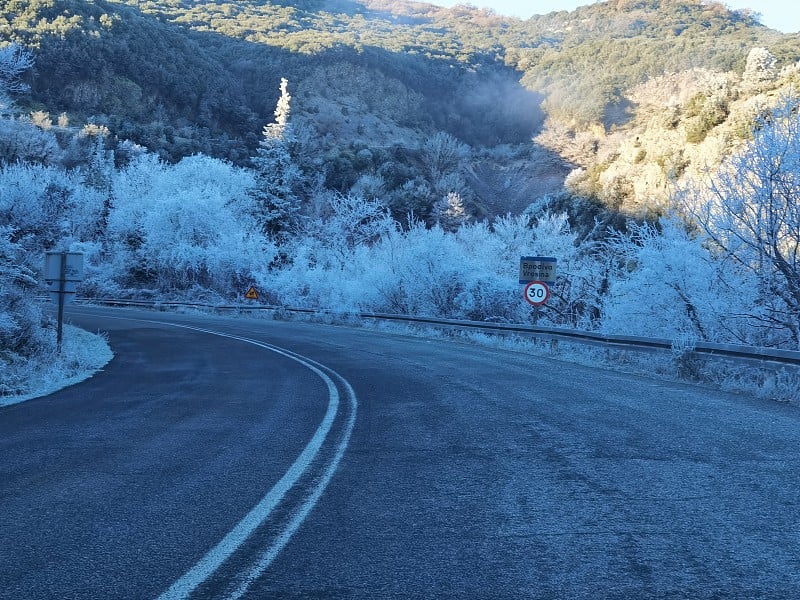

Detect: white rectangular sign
519,256,557,285
44,252,84,283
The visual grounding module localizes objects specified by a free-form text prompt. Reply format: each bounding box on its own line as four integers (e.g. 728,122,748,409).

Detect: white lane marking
228,372,357,600
95,320,357,600
156,333,337,598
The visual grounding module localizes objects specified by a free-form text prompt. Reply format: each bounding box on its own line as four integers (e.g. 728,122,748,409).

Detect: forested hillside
2,0,800,397
3,0,799,219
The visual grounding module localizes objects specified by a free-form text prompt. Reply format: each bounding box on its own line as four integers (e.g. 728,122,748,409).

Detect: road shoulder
0,325,113,407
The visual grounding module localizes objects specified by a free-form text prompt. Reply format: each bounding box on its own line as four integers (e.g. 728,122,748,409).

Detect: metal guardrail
73,297,800,368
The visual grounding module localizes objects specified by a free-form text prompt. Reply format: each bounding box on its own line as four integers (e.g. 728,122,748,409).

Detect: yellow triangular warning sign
244,286,259,300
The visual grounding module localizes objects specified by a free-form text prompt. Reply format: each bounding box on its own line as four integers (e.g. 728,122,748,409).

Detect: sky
427,1,800,34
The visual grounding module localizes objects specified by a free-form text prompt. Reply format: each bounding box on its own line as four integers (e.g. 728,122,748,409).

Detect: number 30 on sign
524,281,550,306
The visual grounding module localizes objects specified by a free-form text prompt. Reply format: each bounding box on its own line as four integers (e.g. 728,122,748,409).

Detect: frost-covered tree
358,219,475,318
422,131,472,208
423,132,470,176
498,207,599,328
0,45,59,166
0,43,34,116
0,118,62,165
268,77,292,141
80,133,115,244
30,110,52,129
281,191,396,277
741,47,777,93
601,219,759,345
0,163,105,252
261,190,601,325
386,177,435,221
679,97,800,347
312,192,396,255
250,78,303,238
350,173,386,199
381,210,586,322
82,133,115,193
268,192,400,311
0,44,61,165
104,153,271,296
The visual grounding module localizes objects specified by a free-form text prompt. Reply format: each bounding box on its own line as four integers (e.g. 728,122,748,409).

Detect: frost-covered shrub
0,226,56,395
268,202,590,324
679,97,800,348
369,221,471,317
454,275,522,322
601,218,759,344
268,198,602,325
266,192,397,310
349,173,386,199
299,192,397,268
0,162,105,252
104,153,272,297
0,119,63,165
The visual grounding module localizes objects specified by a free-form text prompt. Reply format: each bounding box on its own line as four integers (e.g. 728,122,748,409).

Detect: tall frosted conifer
250,78,302,238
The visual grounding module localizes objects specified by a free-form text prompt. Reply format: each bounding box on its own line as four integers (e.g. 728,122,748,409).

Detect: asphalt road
2,305,800,599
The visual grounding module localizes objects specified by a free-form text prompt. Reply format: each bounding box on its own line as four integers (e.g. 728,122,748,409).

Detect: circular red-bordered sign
523,280,550,306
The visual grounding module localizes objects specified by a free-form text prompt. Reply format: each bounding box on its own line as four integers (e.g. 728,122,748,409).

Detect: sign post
519,256,557,324
519,256,557,300
44,252,84,352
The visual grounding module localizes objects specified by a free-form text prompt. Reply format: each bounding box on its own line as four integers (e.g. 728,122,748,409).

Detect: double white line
148,324,358,600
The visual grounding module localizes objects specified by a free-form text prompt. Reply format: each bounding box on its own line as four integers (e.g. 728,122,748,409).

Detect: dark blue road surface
2,305,799,599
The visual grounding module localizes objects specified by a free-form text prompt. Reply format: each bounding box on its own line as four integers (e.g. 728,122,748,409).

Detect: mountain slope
3,0,800,219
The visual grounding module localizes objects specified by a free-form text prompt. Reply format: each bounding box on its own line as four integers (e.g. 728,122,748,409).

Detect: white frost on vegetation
0,325,113,407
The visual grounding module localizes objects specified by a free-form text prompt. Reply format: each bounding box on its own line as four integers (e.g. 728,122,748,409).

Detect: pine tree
249,78,302,238
433,191,468,232
83,133,115,193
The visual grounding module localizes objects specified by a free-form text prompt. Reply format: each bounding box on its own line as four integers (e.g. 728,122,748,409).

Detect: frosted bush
601,218,757,343
105,153,271,297
0,226,57,395
0,119,63,164
0,162,105,251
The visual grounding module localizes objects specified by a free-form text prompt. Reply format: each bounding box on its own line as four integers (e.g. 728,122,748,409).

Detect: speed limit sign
524,280,550,306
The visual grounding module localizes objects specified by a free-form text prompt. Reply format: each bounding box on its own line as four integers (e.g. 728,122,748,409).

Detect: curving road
2,305,800,599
